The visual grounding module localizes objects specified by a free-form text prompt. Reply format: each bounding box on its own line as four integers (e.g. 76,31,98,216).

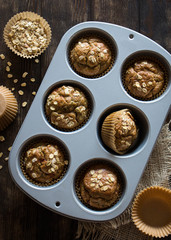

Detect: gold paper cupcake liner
20,137,69,187
132,186,171,238
44,83,93,132
122,55,169,101
0,85,18,131
75,160,124,211
68,31,116,78
3,11,51,59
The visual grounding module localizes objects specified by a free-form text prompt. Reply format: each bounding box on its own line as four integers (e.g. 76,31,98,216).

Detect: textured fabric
76,123,171,240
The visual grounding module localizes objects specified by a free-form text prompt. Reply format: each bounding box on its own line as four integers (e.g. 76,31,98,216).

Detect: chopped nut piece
0,136,5,142
6,66,10,72
22,72,28,78
90,170,95,175
18,90,24,95
32,91,36,95
32,172,37,178
0,165,3,170
21,82,27,87
13,79,18,83
0,54,5,59
64,160,69,165
7,61,12,66
22,101,27,107
49,154,54,159
0,152,3,158
30,78,35,82
35,58,39,63
7,74,13,78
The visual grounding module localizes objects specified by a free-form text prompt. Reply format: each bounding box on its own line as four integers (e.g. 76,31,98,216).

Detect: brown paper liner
68,31,116,78
132,186,171,238
122,55,169,101
20,137,69,187
44,83,93,132
3,11,51,59
0,86,18,131
75,160,124,211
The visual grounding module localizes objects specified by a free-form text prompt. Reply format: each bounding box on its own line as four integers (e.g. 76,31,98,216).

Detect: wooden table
0,1,170,239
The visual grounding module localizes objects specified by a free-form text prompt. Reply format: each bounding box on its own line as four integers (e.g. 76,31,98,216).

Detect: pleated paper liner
0,86,18,131
3,11,51,59
44,82,93,132
132,186,171,238
101,109,139,155
75,159,125,211
122,55,169,101
68,30,116,78
20,137,70,187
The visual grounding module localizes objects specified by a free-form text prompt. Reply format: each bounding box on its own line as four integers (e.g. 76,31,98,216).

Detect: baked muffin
101,109,138,154
45,85,89,130
24,144,68,183
125,60,164,99
70,37,112,76
80,164,120,209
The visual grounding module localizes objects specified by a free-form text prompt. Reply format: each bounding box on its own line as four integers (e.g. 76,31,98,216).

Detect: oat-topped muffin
45,85,89,129
80,164,120,209
70,37,112,76
101,109,138,154
24,144,68,183
125,60,164,99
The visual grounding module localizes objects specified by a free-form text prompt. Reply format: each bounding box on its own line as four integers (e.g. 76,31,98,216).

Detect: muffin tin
9,22,171,221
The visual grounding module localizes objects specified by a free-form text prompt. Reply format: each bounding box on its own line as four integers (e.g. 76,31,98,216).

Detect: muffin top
45,85,89,129
125,60,164,99
102,109,138,154
24,144,68,183
70,37,112,76
80,164,119,209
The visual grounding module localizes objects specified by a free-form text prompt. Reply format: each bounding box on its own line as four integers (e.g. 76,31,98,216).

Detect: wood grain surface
0,1,170,240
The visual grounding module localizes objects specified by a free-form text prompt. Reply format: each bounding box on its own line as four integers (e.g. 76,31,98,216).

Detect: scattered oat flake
32,91,36,95
7,74,13,78
30,78,35,82
0,165,3,170
22,101,27,107
22,72,28,78
11,88,15,91
18,90,24,95
8,146,12,151
0,152,3,158
21,82,27,87
6,66,10,72
0,54,5,59
4,157,9,161
13,79,18,83
35,58,39,63
7,62,12,66
0,136,5,142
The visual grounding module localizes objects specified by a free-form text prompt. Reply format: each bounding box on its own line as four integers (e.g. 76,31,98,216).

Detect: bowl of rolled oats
3,11,51,58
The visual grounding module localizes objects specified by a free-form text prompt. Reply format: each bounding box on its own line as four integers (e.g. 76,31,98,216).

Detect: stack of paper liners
132,186,171,238
0,86,18,131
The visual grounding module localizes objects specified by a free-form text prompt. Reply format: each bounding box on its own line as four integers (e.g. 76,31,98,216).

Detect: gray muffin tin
9,22,171,221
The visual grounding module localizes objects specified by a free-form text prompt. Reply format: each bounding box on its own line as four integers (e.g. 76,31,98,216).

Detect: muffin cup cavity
20,135,70,187
74,159,125,211
43,81,94,132
68,29,117,78
121,51,169,101
98,104,149,156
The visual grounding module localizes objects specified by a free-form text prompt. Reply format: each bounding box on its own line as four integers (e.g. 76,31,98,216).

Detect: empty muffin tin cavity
43,80,94,132
98,104,149,156
67,28,117,78
74,158,126,211
121,51,170,101
19,135,70,187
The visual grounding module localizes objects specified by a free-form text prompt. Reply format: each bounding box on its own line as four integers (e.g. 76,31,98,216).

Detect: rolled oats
0,54,5,59
22,102,27,107
0,136,5,142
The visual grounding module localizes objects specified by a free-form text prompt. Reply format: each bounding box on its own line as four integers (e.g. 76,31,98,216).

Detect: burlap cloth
76,122,171,240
